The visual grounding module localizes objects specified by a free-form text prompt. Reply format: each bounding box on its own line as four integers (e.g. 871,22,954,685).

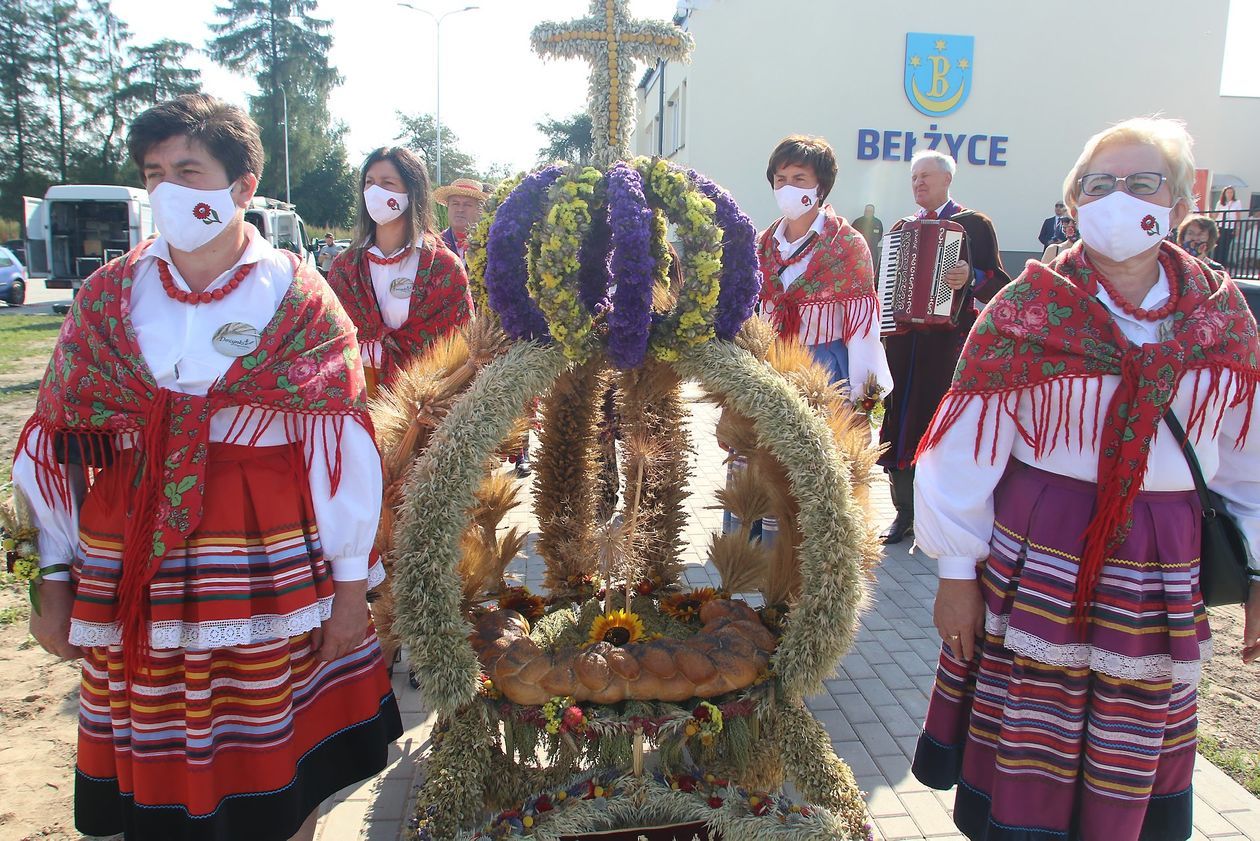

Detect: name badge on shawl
389,276,414,299
212,322,262,357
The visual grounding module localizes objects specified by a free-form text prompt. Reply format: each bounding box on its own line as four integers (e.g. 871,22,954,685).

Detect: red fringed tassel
840,295,878,344
113,390,171,679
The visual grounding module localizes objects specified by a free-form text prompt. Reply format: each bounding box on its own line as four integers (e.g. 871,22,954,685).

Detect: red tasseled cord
114,390,171,679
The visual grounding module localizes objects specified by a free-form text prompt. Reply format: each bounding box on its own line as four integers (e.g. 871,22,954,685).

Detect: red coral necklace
366,247,412,266
1091,252,1180,322
158,259,255,304
762,225,819,278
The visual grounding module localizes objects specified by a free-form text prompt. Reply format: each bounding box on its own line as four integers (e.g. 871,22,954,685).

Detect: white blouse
915,265,1260,580
765,213,894,401
359,242,423,368
12,229,381,583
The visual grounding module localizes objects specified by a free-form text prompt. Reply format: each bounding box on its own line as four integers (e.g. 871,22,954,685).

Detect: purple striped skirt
912,461,1208,841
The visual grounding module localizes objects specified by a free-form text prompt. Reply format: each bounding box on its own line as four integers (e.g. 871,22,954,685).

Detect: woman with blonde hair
327,146,473,394
911,117,1260,841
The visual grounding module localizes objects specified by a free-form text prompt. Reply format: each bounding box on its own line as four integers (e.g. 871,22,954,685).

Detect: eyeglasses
1078,171,1167,197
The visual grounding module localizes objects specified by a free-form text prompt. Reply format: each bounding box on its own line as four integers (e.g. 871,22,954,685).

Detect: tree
395,111,481,186
208,0,342,203
75,0,141,183
289,122,356,228
125,39,201,105
0,0,57,220
536,113,593,167
35,0,95,182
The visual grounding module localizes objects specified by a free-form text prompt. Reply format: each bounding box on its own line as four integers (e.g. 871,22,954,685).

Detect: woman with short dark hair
327,146,473,394
1178,214,1224,271
14,94,402,841
756,134,891,399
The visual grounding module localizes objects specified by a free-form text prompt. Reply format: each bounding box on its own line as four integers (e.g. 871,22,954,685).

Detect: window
666,82,686,155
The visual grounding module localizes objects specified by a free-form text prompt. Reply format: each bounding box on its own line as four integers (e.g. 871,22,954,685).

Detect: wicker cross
532,0,693,168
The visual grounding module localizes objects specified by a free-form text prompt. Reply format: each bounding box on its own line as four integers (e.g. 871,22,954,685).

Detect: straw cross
532,0,693,168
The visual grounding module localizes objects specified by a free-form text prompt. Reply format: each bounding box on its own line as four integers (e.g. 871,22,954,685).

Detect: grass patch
1200,733,1260,797
0,602,29,627
0,314,63,375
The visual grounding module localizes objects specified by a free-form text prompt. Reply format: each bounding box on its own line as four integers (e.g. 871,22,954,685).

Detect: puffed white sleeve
913,396,1017,579
1207,391,1260,581
11,426,83,581
844,309,894,401
304,416,382,583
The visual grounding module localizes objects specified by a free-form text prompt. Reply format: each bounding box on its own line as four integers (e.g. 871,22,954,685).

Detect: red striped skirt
70,443,401,840
913,463,1202,841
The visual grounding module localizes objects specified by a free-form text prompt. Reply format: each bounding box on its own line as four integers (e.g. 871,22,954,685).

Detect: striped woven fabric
68,444,383,650
67,441,401,839
76,631,401,839
913,463,1203,841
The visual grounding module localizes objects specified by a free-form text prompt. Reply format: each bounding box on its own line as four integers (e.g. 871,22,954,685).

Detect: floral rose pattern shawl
16,241,372,671
918,240,1260,622
757,205,877,345
326,235,473,388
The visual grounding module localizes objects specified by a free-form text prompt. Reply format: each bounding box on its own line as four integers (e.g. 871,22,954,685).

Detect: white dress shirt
915,264,1260,580
359,242,423,368
13,228,382,585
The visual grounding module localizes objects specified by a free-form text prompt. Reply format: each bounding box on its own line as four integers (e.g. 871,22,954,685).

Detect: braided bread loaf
471,599,777,706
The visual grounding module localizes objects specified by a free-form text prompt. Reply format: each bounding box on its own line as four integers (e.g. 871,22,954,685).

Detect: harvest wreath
378,4,881,838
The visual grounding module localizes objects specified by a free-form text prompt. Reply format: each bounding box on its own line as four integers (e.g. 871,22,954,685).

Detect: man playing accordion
878,149,1010,544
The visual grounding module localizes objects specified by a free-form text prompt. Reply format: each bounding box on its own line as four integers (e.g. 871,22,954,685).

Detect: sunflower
660,587,720,623
586,609,645,647
498,586,546,623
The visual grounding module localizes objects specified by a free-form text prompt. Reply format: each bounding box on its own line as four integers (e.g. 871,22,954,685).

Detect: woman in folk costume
756,135,892,399
326,146,473,396
14,95,402,841
911,117,1260,841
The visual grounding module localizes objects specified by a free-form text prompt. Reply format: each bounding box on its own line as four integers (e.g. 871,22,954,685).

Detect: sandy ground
1200,603,1260,758
0,585,83,841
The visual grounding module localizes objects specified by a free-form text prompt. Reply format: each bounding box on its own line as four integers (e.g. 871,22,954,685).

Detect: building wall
635,0,1260,254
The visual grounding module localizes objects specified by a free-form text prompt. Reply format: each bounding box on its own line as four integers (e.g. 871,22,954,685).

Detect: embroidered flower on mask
193,203,220,224
1141,215,1159,236
387,197,400,211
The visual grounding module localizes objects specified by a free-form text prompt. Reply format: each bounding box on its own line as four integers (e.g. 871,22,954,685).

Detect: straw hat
434,178,489,205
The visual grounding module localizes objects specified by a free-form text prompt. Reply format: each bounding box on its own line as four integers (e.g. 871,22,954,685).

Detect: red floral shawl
16,241,372,671
326,235,473,388
757,206,877,345
918,241,1260,620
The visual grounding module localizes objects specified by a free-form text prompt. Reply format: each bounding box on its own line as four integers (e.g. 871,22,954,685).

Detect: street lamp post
398,3,479,186
279,84,291,204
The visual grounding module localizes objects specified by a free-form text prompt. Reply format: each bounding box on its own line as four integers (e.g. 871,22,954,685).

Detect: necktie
925,210,939,220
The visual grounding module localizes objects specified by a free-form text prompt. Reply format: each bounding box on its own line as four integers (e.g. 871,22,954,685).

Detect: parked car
0,245,27,306
2,239,26,267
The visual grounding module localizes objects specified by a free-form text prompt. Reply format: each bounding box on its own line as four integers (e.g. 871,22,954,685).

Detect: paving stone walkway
315,385,1260,840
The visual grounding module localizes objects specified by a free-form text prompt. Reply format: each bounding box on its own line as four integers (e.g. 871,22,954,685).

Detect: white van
24,187,315,290
24,185,154,289
243,196,317,270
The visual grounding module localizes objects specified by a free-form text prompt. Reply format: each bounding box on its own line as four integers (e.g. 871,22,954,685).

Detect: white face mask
150,181,239,253
1075,191,1171,262
364,184,409,225
774,184,818,221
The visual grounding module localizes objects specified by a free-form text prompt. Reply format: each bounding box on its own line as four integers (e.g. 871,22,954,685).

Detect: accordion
877,218,968,336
